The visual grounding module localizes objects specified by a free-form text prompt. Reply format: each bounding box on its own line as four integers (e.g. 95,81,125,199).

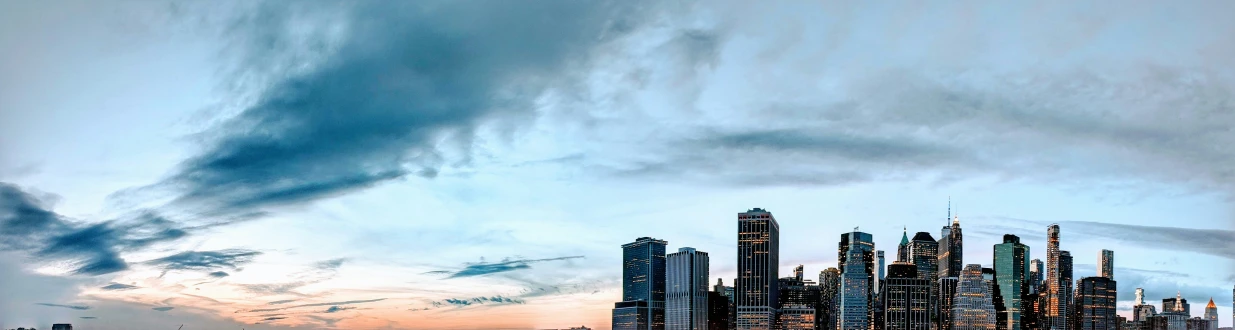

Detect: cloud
267,299,296,305
208,271,230,278
1,183,198,275
35,303,90,310
80,316,97,319
145,249,262,275
432,295,525,308
427,256,584,278
324,305,355,313
135,1,655,218
1060,221,1235,261
261,316,286,322
246,298,386,313
152,306,174,311
101,282,139,291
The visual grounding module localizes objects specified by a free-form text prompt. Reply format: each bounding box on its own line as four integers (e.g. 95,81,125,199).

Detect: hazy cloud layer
1061,221,1235,260
246,298,386,313
145,249,261,276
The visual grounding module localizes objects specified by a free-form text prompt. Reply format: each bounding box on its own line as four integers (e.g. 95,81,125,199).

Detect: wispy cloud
246,298,386,313
324,305,355,313
208,271,230,278
101,283,139,291
267,299,296,305
430,295,525,308
1060,221,1235,260
145,249,261,276
427,256,584,278
152,307,174,312
36,303,90,310
79,316,97,319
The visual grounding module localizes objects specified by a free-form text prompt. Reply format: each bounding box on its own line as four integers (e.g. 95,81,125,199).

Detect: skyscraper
884,262,933,330
878,250,887,293
940,277,960,330
840,235,872,330
667,247,709,330
938,202,963,279
1046,225,1064,330
614,237,668,330
841,229,877,327
1134,288,1159,322
1163,294,1190,317
983,268,1004,330
821,268,842,330
737,208,779,330
953,264,997,330
1203,299,1217,330
898,228,911,263
1029,259,1043,294
1098,250,1114,280
1060,251,1074,330
994,234,1030,330
911,232,940,324
1074,276,1117,330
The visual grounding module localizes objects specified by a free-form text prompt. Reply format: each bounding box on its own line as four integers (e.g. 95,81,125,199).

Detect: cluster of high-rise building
611,205,1232,330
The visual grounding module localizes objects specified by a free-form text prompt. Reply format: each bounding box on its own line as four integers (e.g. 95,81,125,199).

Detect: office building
708,290,731,330
878,250,887,293
667,247,709,330
938,202,964,279
911,232,940,322
1074,276,1117,330
953,265,997,330
840,229,877,328
840,235,872,330
941,277,960,330
1098,250,1114,279
614,237,668,330
1029,259,1043,294
1163,294,1190,317
821,267,842,330
778,273,819,330
883,262,932,330
52,325,72,330
994,234,1030,330
898,228,911,262
1046,225,1064,330
1204,299,1218,330
736,208,779,329
982,267,1005,330
1024,291,1045,330
1188,318,1212,330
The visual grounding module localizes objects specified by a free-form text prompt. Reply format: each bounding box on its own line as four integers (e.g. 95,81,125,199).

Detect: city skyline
3,1,1235,329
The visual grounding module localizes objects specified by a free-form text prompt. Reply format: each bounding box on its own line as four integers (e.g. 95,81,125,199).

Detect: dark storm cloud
144,1,652,216
1,183,197,275
35,303,90,310
145,249,262,274
152,306,174,311
101,283,139,291
426,256,584,278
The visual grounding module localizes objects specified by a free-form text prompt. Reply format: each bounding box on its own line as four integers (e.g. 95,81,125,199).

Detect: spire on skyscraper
1208,298,1216,309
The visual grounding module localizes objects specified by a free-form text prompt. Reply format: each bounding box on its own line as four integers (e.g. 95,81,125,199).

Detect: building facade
994,235,1030,330
938,212,964,279
1046,225,1064,330
840,236,872,330
821,267,842,330
1098,250,1114,280
1074,276,1118,330
1029,259,1043,294
614,237,668,330
940,277,960,330
884,262,933,330
667,247,710,330
911,232,940,325
736,208,779,330
708,290,730,330
953,265,997,330
1204,299,1218,330
777,273,820,330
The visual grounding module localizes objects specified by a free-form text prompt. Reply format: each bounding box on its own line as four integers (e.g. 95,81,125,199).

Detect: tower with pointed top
898,228,911,263
1204,298,1217,330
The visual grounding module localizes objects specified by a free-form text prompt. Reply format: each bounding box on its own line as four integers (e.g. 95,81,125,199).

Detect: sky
1,0,1234,329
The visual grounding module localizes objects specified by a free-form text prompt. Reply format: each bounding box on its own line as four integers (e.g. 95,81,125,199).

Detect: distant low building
52,325,73,330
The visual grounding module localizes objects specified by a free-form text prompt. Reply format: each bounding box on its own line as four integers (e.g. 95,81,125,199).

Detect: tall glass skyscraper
667,247,709,330
1029,259,1043,294
840,236,871,330
938,209,963,279
1098,250,1114,279
994,234,1030,330
821,268,842,330
840,230,876,328
953,264,997,330
1060,250,1074,330
883,262,932,330
737,208,779,330
1073,276,1117,330
614,237,668,330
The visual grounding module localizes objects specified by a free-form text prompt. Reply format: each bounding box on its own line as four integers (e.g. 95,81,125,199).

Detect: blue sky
1,1,1233,329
